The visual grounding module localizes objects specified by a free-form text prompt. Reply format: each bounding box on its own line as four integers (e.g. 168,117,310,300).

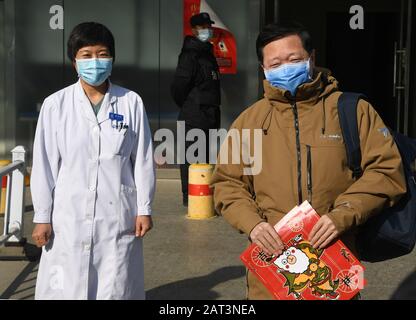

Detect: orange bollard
187,164,216,220
24,173,30,187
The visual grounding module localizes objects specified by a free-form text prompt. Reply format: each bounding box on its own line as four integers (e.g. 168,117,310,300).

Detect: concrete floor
0,174,415,300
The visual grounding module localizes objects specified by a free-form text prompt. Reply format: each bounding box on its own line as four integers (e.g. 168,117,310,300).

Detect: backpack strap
337,92,367,179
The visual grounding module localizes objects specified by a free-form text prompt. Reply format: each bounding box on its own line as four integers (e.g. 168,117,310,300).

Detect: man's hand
249,222,284,256
135,216,153,238
309,215,339,249
32,224,52,248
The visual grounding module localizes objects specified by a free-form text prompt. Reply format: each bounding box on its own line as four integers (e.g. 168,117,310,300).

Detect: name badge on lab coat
109,112,129,130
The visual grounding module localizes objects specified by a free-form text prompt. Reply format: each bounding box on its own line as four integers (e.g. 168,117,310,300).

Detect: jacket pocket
306,142,353,212
119,184,138,235
199,63,214,82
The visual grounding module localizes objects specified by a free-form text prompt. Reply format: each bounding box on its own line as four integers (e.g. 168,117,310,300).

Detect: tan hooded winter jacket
211,69,407,300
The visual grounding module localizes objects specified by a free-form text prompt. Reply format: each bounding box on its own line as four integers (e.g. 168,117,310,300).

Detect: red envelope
240,201,366,300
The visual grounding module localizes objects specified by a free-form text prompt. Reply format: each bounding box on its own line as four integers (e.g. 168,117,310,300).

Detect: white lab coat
31,80,156,300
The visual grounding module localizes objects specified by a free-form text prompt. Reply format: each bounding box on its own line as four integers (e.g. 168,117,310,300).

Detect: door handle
393,41,406,98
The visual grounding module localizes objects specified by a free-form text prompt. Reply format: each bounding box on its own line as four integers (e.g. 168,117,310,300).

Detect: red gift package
240,201,366,300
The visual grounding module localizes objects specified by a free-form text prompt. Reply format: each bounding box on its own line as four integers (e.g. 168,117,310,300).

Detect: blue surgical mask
76,58,113,87
264,59,312,96
197,28,213,42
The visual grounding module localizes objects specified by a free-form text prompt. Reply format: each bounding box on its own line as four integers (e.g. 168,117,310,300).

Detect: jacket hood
182,35,213,53
264,67,339,104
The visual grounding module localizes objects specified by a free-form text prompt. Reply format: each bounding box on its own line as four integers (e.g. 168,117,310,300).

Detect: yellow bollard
0,160,12,215
187,164,216,220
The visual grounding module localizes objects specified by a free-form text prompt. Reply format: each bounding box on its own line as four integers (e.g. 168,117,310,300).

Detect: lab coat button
90,186,96,192
84,244,91,251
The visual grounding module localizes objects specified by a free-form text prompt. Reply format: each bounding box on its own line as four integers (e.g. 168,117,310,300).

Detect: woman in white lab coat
31,22,156,300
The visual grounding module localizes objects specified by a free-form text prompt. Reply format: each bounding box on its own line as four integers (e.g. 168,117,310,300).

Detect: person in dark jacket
171,12,221,207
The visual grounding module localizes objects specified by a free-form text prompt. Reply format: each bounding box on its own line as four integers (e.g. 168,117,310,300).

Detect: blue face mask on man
264,59,312,96
76,58,113,87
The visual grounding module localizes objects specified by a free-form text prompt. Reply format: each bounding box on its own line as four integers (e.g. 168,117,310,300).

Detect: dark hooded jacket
171,35,221,130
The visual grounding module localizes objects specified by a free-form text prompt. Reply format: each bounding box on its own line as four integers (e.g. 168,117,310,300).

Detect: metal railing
0,146,26,246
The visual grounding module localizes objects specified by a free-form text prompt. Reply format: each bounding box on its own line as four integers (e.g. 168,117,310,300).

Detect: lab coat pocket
112,129,135,156
119,184,138,235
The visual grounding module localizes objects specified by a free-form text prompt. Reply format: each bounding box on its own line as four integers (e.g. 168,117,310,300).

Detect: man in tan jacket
211,23,406,300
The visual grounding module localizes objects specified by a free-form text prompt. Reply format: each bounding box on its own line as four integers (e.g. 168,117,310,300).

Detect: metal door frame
403,0,413,135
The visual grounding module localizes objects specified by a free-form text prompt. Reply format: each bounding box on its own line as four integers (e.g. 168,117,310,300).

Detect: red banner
183,0,237,74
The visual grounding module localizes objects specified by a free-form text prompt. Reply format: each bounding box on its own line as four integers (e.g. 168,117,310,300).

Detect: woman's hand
135,216,153,238
32,223,52,248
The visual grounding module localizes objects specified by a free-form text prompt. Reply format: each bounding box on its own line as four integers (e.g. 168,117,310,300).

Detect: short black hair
256,22,313,64
67,22,115,62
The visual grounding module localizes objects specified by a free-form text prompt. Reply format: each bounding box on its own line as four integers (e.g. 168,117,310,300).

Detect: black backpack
337,92,416,262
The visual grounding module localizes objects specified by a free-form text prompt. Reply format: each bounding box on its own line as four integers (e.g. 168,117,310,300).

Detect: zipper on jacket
291,103,303,205
306,145,312,205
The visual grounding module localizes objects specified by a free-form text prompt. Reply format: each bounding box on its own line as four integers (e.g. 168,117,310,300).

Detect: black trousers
180,125,211,200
